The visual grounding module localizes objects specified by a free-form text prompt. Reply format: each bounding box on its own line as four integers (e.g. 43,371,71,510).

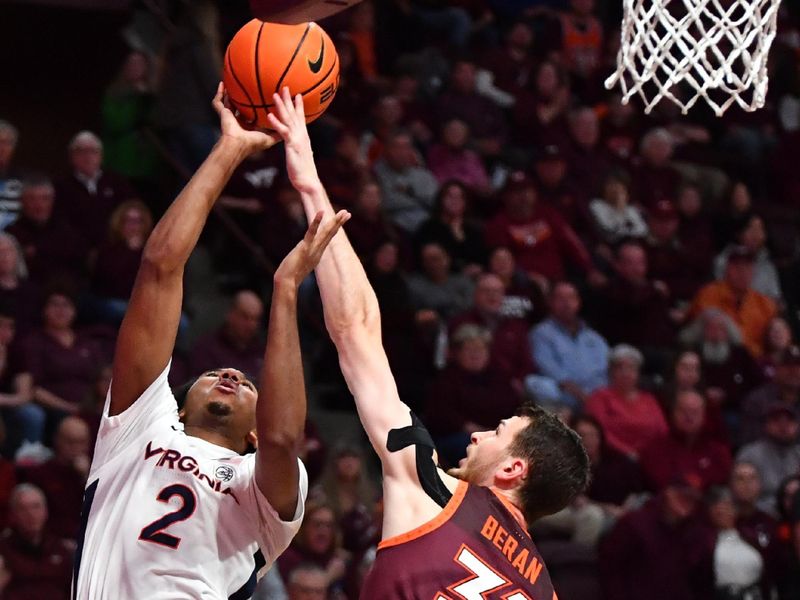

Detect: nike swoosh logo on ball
307,39,325,73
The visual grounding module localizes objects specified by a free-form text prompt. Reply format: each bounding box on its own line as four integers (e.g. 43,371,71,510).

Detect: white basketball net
605,0,782,115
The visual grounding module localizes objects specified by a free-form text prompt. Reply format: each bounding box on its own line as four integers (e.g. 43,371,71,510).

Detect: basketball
250,0,364,25
222,19,339,129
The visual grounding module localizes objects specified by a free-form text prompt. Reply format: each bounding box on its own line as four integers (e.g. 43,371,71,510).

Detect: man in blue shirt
527,281,609,413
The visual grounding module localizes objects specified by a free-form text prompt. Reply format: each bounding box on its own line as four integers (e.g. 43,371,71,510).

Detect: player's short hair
508,405,590,524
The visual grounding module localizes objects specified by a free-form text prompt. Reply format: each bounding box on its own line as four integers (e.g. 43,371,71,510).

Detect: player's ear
246,430,258,449
497,457,528,485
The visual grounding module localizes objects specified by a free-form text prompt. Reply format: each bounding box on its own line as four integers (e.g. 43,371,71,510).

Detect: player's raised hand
212,82,278,153
275,209,351,287
267,87,320,194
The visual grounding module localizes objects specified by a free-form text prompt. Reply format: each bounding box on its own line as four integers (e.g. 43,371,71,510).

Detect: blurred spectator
101,50,159,197
373,130,438,233
531,143,589,234
407,243,474,321
151,0,222,173
592,241,674,357
435,59,508,158
512,61,570,147
737,404,800,516
286,563,329,600
449,273,535,388
730,461,782,596
0,233,40,331
24,291,105,416
599,476,707,600
714,214,783,302
0,305,39,453
76,364,111,456
631,128,682,208
277,500,350,598
701,486,765,600
7,177,88,288
639,390,732,491
20,416,88,540
315,444,378,554
425,324,521,466
741,345,800,445
0,484,72,600
487,247,547,324
528,281,609,412
54,131,136,248
760,317,794,381
481,21,536,98
682,308,763,431
585,344,669,458
0,121,22,229
414,180,486,274
344,180,397,260
675,182,715,267
589,170,648,246
426,119,491,194
558,0,603,82
484,172,599,283
361,95,406,165
88,200,152,325
565,107,613,200
189,290,264,378
262,185,307,267
318,130,371,208
644,199,710,303
573,415,645,517
601,92,642,166
714,181,756,250
689,246,778,358
0,420,15,528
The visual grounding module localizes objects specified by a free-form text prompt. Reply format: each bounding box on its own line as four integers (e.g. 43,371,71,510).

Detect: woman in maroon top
88,199,152,325
23,291,105,417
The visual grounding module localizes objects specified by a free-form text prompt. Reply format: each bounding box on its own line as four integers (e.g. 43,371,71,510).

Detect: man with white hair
631,127,682,208
0,483,73,599
0,121,24,228
54,130,136,247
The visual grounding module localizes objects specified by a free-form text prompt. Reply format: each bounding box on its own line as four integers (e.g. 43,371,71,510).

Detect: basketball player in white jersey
71,84,350,599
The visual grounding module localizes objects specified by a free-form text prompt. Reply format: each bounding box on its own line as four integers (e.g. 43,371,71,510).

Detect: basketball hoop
605,0,782,116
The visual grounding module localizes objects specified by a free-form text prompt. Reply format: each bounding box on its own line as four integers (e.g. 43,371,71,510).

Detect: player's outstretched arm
267,90,423,481
256,209,350,520
109,84,277,416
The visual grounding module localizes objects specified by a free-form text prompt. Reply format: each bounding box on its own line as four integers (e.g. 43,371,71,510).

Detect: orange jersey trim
378,481,469,550
489,487,531,539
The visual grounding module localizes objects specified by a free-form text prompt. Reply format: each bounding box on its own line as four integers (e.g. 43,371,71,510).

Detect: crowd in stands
2,0,800,598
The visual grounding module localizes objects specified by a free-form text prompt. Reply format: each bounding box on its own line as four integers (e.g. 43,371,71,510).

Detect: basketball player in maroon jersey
267,88,590,599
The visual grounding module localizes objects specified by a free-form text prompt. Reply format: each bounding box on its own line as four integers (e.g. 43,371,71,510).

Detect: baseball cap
502,170,536,195
649,199,678,220
764,402,799,420
534,143,565,162
668,472,704,497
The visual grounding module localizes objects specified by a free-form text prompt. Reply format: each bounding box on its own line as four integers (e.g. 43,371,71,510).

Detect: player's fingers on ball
271,92,292,124
212,82,225,113
266,114,290,138
294,94,306,122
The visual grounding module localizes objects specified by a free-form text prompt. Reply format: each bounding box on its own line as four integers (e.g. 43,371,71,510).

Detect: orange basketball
223,19,339,129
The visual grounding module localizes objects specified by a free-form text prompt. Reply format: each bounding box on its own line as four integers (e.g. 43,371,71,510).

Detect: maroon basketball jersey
361,481,558,600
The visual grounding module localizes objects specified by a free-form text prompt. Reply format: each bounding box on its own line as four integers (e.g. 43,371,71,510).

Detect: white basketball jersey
71,363,307,599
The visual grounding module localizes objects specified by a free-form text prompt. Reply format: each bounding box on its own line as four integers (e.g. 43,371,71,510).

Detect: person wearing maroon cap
741,345,800,444
599,474,708,600
644,198,710,303
484,171,604,284
532,143,589,233
689,246,778,358
640,389,732,493
737,402,800,516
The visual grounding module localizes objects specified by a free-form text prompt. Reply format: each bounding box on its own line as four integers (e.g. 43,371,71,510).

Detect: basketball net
605,0,782,115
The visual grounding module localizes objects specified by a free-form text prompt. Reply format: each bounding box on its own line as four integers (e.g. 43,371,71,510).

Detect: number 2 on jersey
139,484,197,549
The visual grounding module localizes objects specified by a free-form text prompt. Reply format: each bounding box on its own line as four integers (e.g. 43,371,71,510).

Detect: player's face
181,368,258,450
448,416,529,486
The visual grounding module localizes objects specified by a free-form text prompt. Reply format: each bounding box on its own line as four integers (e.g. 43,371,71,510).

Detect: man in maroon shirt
54,131,136,248
20,416,89,540
484,171,601,283
271,89,589,599
639,389,732,491
189,290,264,378
0,484,73,600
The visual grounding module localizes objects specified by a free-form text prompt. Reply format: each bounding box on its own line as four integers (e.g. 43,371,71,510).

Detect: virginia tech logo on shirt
215,465,235,482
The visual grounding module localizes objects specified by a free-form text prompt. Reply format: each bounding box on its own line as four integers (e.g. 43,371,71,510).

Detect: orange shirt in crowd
688,281,778,358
